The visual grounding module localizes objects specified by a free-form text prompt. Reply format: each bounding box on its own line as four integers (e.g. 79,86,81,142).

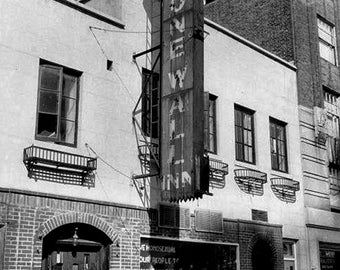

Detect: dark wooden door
47,244,103,270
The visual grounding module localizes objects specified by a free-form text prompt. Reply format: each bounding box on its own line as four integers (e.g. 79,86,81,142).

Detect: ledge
54,0,125,28
234,168,267,196
270,177,300,203
23,145,97,187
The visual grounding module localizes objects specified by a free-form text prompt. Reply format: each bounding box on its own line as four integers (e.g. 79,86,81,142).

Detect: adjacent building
205,0,340,269
0,0,305,269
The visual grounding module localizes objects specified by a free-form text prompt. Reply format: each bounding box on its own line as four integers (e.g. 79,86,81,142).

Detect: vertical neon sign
161,0,207,201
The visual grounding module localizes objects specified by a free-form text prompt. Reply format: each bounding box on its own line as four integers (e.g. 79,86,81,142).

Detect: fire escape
132,49,161,206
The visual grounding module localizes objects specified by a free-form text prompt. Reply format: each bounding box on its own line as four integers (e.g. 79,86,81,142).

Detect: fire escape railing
209,158,228,189
234,168,267,196
270,177,300,203
23,145,97,187
132,52,161,178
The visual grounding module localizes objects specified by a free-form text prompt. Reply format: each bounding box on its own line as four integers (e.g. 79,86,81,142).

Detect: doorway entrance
251,239,274,270
42,223,112,270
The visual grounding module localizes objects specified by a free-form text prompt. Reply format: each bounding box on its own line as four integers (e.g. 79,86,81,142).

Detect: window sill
54,0,125,29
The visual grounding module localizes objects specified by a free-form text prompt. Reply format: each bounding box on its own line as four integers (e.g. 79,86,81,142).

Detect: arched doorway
42,223,112,270
251,239,274,270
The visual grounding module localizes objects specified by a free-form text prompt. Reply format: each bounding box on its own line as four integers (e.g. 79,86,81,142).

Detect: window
36,62,80,146
319,243,340,270
324,87,340,138
204,94,217,153
318,17,337,65
283,240,296,270
141,68,159,139
235,105,255,163
270,118,288,172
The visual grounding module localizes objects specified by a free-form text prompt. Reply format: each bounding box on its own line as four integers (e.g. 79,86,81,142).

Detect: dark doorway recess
42,223,112,270
251,239,274,270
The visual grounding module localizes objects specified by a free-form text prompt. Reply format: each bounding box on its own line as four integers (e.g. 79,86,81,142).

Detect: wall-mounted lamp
73,227,79,247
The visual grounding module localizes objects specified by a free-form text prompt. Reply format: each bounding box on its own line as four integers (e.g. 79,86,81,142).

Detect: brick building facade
205,0,340,269
0,0,304,269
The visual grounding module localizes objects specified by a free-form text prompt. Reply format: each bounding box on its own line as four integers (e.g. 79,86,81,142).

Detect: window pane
319,41,336,64
246,146,253,163
63,74,77,98
271,138,277,153
244,114,252,129
279,141,286,155
271,153,278,169
244,130,252,146
270,123,276,138
39,91,59,114
319,28,333,44
235,110,242,126
235,126,243,143
37,113,58,138
60,119,75,144
209,134,215,152
277,126,285,140
283,242,294,257
236,143,243,160
284,260,295,270
40,66,61,91
209,116,214,131
61,97,76,121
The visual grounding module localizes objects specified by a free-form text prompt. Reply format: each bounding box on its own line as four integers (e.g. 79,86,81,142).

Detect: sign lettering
161,0,206,201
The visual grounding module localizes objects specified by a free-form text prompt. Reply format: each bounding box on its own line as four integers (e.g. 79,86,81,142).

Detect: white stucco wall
0,0,150,207
180,22,307,267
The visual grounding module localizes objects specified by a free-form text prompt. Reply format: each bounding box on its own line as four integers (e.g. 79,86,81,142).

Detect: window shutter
159,204,176,227
251,209,268,222
159,204,190,229
210,211,223,233
204,92,210,151
179,207,191,229
195,209,210,232
195,209,223,233
36,65,63,141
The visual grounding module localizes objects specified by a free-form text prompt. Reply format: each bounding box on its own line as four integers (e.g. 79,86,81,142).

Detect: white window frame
283,240,297,270
318,17,338,65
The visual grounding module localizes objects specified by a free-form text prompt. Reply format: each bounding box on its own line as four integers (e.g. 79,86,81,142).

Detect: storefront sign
161,0,207,202
140,237,238,270
320,249,339,270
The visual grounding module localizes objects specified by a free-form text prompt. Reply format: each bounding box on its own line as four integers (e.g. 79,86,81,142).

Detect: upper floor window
235,105,255,164
318,17,337,65
324,87,340,138
270,118,288,172
35,62,80,147
205,94,217,153
141,68,159,139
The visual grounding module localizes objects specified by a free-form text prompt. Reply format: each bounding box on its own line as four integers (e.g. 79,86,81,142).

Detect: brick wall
205,0,340,108
204,0,294,62
0,189,283,270
0,189,156,270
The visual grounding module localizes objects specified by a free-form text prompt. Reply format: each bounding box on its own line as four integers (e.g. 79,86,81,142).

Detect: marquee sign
161,0,208,201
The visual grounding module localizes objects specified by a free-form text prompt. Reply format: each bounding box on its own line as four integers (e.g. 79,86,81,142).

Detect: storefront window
140,237,238,270
320,243,340,270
